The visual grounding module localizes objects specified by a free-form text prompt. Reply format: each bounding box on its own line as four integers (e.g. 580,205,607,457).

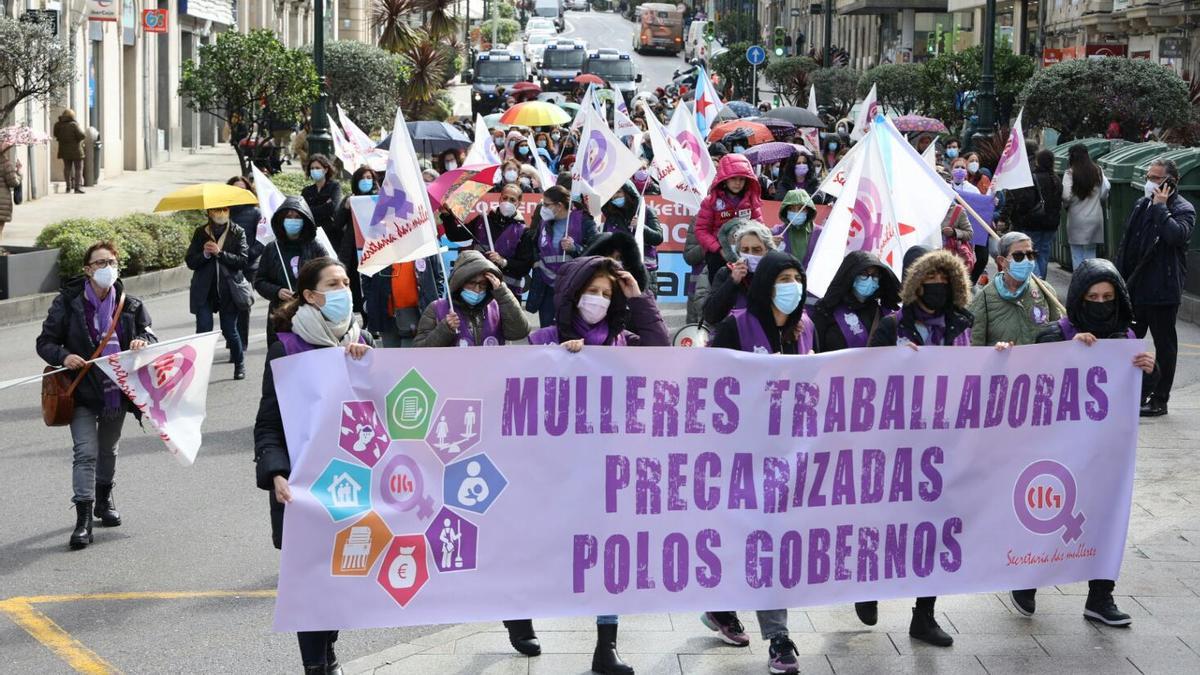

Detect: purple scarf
572,315,613,346
84,282,123,415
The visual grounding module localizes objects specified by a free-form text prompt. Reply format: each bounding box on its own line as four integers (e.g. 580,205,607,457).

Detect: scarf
291,304,362,348
993,271,1029,302
205,223,228,251
84,281,123,415
910,305,947,346
572,315,612,346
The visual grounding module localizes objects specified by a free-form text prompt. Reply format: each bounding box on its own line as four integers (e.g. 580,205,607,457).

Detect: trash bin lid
1052,138,1117,175
1097,142,1172,183
1131,147,1200,191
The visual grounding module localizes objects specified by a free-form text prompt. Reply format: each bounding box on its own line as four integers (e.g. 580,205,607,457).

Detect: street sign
746,44,766,65
790,8,801,17
142,8,168,33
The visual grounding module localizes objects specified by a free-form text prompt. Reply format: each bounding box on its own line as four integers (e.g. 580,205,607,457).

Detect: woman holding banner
704,249,812,675
810,251,901,353
412,250,530,347
37,241,157,550
1008,258,1155,627
254,257,372,674
506,186,599,328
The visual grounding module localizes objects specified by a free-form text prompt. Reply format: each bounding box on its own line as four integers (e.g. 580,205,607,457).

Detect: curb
0,265,191,328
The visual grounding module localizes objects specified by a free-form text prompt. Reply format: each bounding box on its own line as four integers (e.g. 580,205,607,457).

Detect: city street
6,6,1200,675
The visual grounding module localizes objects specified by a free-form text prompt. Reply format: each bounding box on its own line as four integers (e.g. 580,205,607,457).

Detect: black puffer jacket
36,278,157,414
1039,258,1136,342
710,250,807,354
184,220,250,314
254,196,330,312
811,250,900,352
1116,193,1195,306
583,230,649,292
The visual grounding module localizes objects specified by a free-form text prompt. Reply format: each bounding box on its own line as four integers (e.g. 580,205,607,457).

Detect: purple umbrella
893,115,948,133
742,141,799,166
746,116,797,141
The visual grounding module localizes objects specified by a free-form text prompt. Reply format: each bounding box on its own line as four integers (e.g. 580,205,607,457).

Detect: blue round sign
746,45,766,66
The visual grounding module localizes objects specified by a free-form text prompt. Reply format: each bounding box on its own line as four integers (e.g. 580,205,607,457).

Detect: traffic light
773,26,786,57
704,21,714,43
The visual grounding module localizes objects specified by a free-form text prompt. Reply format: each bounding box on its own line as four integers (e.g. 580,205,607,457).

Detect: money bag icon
388,546,418,589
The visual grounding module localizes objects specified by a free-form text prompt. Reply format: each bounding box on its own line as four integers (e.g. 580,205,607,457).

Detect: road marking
1,590,276,673
0,598,118,675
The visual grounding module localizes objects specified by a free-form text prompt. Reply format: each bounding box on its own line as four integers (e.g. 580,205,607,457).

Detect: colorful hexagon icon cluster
425,398,484,464
424,507,479,573
312,459,373,522
331,511,392,576
376,450,436,521
385,369,438,441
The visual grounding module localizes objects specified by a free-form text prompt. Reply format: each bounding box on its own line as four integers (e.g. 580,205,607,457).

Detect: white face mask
1144,180,1160,199
445,159,458,171
576,293,610,325
967,161,980,174
92,265,118,289
540,205,558,222
504,169,519,183
499,201,518,217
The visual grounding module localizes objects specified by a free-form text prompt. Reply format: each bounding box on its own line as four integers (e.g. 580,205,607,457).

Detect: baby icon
457,461,490,506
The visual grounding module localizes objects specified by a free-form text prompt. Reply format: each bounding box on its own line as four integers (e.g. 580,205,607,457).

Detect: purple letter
1007,374,1031,428
1085,367,1109,421
575,376,594,434
879,375,905,430
807,528,831,584
746,530,773,589
857,527,879,582
626,377,647,434
713,377,740,434
667,453,688,511
685,377,709,434
860,449,885,504
918,446,943,502
792,382,820,437
912,522,937,578
544,377,570,436
503,377,538,436
984,375,1008,427
600,376,618,434
850,378,877,432
765,379,789,436
652,379,680,437
780,531,803,589
635,457,662,515
888,447,913,503
605,455,629,513
884,524,907,579
940,517,963,573
955,375,981,429
1056,367,1080,422
696,529,722,588
728,453,758,510
830,449,857,506
637,531,655,590
662,532,688,592
762,457,790,514
694,453,721,510
823,376,846,433
573,534,598,592
1031,373,1055,426
604,535,631,594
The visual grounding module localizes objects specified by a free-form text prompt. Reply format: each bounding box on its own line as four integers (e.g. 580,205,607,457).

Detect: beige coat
0,156,21,223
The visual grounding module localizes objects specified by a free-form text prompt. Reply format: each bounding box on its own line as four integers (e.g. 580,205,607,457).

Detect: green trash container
1052,139,1125,269
1097,142,1172,260
1130,147,1200,253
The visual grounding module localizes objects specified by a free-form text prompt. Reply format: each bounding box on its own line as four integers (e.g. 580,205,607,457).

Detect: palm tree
417,0,459,42
402,41,449,106
372,0,424,53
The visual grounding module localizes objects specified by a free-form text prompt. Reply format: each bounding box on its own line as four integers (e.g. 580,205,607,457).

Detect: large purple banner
271,342,1140,632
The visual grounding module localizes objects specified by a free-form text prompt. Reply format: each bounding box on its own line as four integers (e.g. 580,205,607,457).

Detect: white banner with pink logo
270,340,1139,632
94,332,220,466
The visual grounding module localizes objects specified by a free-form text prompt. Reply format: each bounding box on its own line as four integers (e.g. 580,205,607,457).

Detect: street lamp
967,0,997,150
308,0,334,158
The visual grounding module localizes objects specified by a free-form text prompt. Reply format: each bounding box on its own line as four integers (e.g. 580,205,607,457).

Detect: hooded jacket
583,231,650,292
413,250,531,347
812,251,901,352
871,249,974,347
600,183,665,253
695,154,763,253
710,250,811,354
53,112,86,161
774,189,818,263
254,196,330,310
1038,258,1135,342
528,256,670,346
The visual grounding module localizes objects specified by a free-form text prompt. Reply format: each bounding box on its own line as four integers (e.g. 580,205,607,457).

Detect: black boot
325,641,343,675
94,482,122,527
591,623,634,675
70,501,94,550
303,667,324,675
503,619,541,656
854,600,878,626
909,606,953,647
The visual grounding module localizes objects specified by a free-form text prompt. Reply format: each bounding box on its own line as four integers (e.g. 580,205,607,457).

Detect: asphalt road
562,8,686,99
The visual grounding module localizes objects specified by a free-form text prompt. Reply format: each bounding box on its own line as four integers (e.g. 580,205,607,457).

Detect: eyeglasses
88,259,119,269
462,279,489,291
1009,250,1039,262
858,270,881,279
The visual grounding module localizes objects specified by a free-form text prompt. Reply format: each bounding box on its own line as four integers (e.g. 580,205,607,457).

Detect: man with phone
1117,158,1196,417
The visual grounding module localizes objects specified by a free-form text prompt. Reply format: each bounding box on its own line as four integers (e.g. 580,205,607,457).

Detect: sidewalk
1,146,243,247
342,384,1200,674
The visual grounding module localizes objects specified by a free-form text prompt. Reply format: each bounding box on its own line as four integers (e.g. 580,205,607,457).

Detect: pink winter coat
695,154,763,253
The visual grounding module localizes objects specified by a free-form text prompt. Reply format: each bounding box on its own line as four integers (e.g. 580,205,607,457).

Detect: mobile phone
1163,178,1178,195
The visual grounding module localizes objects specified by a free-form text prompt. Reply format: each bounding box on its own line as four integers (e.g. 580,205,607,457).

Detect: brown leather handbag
41,294,125,427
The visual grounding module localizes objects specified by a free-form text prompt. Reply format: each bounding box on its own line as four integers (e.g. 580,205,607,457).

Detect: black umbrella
376,121,471,154
764,106,825,129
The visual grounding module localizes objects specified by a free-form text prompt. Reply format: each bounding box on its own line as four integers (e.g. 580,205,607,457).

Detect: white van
534,0,564,31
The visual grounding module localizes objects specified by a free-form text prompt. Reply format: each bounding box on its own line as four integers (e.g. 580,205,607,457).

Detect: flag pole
0,332,223,391
483,208,496,252
953,192,1001,240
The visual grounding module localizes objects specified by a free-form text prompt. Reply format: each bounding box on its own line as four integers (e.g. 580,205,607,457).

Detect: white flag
250,164,287,246
807,84,819,117
357,107,441,276
525,134,557,190
642,101,703,211
613,106,641,139
465,114,501,166
337,105,388,171
94,333,220,466
922,140,938,169
876,116,955,251
572,104,641,218
989,109,1035,195
815,140,863,199
667,100,716,193
328,115,362,172
571,85,597,133
850,83,879,141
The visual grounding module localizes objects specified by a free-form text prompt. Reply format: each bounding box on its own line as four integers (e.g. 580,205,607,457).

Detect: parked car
566,0,589,10
525,17,557,38
525,33,554,63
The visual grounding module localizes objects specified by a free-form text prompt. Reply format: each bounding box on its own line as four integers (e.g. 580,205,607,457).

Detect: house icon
328,472,363,508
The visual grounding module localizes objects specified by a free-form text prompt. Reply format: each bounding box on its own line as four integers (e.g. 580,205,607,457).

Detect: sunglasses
1009,250,1039,262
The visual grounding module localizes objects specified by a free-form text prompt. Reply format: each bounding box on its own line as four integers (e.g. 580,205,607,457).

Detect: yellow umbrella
499,101,572,128
153,183,258,213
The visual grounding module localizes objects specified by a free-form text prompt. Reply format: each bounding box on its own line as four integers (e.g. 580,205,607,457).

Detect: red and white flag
988,109,1034,195
337,105,387,171
328,115,363,171
94,333,220,466
464,114,501,167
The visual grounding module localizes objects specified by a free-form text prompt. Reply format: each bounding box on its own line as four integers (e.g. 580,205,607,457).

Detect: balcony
835,0,948,15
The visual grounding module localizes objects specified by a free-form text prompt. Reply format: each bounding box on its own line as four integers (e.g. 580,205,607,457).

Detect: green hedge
36,211,206,278
273,170,352,195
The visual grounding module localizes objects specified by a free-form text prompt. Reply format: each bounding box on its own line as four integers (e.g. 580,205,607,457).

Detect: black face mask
920,283,950,312
1082,299,1118,326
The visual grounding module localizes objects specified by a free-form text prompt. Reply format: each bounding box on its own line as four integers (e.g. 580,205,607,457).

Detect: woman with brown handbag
36,242,156,550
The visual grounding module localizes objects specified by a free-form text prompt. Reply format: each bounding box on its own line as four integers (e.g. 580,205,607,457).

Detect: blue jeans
1027,230,1054,279
197,302,244,366
1070,244,1097,270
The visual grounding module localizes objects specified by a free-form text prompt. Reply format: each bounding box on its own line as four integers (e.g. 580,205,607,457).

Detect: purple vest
895,319,972,347
730,309,814,354
276,330,368,355
535,211,585,283
1056,317,1136,341
529,325,628,346
832,305,872,348
432,298,504,346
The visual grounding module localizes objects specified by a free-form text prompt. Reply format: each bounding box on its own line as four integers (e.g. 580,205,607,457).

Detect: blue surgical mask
611,196,626,208
537,140,547,148
461,288,487,306
787,210,807,226
518,145,530,156
1007,258,1035,283
773,281,803,315
309,168,325,182
733,145,746,153
828,142,839,151
946,148,959,159
318,288,352,323
853,274,880,299
771,166,780,178
283,218,304,237
357,178,375,193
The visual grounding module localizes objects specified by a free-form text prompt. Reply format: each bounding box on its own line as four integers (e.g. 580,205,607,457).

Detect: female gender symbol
1012,460,1085,544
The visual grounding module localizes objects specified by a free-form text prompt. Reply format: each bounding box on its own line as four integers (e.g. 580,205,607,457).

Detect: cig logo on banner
1012,460,1085,544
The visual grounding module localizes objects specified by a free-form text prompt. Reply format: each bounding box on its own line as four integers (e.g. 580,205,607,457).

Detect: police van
534,40,587,92
582,49,641,105
464,50,529,116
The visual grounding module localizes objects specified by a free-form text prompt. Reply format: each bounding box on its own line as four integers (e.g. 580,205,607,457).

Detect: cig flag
642,101,704,212
465,114,501,167
94,333,220,466
667,100,716,193
573,105,641,218
850,83,879,141
989,109,1035,195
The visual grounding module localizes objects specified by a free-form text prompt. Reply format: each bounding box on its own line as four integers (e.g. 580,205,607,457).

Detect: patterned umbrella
726,100,758,118
742,142,800,166
708,121,773,146
892,115,948,133
0,126,50,147
746,117,797,141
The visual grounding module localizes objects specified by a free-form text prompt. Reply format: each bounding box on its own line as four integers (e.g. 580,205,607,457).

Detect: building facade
0,0,373,204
